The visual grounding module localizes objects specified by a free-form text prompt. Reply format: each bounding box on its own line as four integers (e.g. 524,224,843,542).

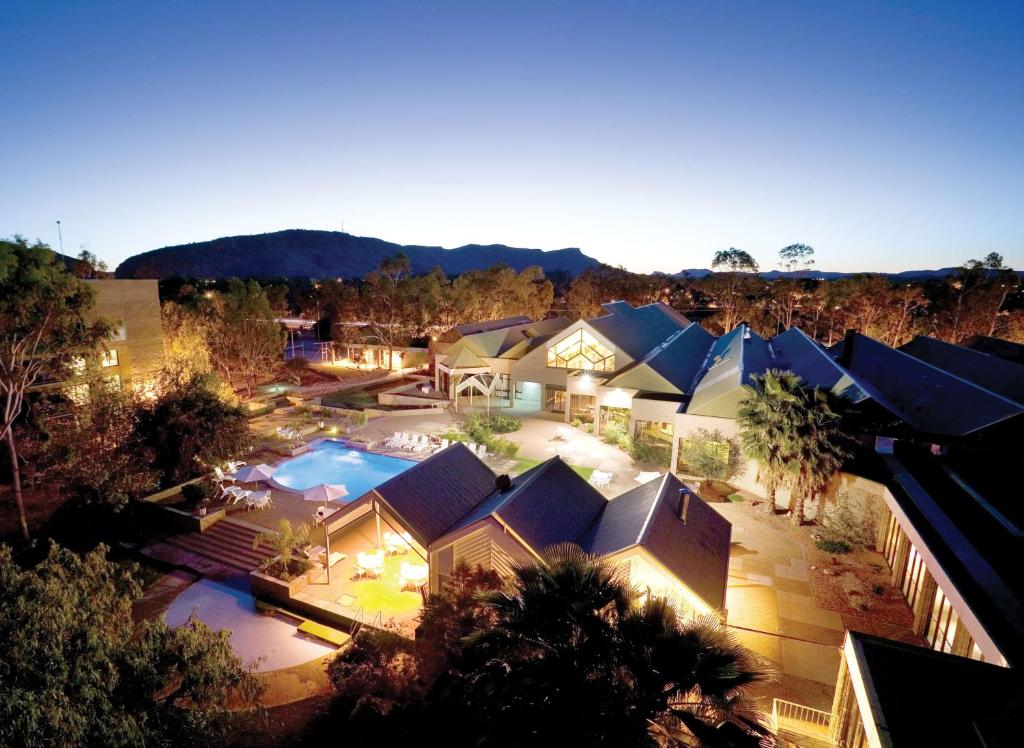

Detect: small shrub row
815,539,852,554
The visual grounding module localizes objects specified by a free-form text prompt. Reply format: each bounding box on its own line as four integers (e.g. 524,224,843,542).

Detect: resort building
828,632,1023,747
33,278,165,397
319,443,733,618
84,279,165,390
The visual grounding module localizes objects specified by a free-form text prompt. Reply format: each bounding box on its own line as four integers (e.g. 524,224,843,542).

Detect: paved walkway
133,570,335,708
715,502,844,712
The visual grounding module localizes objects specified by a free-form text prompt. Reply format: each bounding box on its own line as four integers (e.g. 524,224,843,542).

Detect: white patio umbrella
233,463,275,487
302,483,349,503
634,471,662,484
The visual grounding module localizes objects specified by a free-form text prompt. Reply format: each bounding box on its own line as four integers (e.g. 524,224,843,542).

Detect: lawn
512,458,594,481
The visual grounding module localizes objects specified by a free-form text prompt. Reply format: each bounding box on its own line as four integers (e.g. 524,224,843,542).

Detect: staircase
166,518,275,571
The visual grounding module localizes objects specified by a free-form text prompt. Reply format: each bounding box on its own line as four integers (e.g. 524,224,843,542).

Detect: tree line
161,244,1023,350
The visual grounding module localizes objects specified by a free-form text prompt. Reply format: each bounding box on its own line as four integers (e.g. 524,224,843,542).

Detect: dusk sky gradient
2,0,1022,273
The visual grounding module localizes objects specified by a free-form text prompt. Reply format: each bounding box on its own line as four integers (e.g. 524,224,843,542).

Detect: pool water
164,579,335,671
271,441,413,498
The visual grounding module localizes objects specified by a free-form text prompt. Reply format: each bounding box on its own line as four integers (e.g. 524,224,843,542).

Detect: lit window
101,349,119,368
927,587,959,654
111,323,127,341
547,330,614,371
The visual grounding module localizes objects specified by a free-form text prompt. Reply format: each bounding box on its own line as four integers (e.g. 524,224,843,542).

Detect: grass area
321,390,377,408
726,492,745,503
512,458,594,481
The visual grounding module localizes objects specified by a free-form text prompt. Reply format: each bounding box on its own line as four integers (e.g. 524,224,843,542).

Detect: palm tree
253,518,310,577
738,370,804,514
784,386,851,525
460,544,773,747
739,370,852,525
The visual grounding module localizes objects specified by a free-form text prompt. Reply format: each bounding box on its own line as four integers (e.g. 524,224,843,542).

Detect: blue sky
1,0,1021,273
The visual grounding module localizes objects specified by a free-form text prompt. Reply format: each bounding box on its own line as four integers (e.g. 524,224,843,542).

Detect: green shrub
727,492,744,503
601,420,629,448
815,539,852,554
181,481,214,509
482,414,521,433
488,436,520,458
629,439,671,468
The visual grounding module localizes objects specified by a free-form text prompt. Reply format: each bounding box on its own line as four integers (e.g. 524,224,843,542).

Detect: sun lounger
413,436,432,452
433,438,450,453
213,466,235,483
384,431,403,448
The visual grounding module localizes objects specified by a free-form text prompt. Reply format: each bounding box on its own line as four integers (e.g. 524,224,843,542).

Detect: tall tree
206,279,284,397
0,238,111,541
457,544,771,746
738,370,803,514
0,543,262,746
738,370,851,525
362,254,418,369
777,243,815,274
705,248,761,333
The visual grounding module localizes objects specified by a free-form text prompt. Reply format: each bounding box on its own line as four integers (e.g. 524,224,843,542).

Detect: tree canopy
0,543,262,747
0,237,112,540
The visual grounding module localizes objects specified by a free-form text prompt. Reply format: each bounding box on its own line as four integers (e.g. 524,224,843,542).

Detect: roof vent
679,488,691,524
495,474,513,492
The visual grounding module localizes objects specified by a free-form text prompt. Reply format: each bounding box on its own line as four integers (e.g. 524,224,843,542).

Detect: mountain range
113,228,1010,281
114,229,601,279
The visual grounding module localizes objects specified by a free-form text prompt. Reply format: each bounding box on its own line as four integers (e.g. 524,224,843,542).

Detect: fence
771,698,832,740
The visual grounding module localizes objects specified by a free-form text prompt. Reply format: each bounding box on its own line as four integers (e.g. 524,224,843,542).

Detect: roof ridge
856,333,1024,412
635,473,672,545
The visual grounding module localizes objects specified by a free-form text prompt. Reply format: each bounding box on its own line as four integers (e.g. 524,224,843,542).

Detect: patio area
292,513,427,636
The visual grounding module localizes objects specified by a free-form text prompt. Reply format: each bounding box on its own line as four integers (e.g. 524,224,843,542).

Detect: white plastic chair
476,444,488,459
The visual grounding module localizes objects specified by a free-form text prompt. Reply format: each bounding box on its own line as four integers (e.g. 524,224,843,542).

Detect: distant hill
673,266,1010,281
115,229,601,279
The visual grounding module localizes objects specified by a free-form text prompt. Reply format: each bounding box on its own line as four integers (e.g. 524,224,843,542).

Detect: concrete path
714,502,843,712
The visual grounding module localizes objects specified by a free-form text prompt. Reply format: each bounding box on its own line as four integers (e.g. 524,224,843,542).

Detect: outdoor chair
476,444,488,459
398,561,428,591
433,438,450,452
213,466,235,483
401,434,422,451
355,550,385,578
226,460,246,472
384,432,403,448
413,436,432,452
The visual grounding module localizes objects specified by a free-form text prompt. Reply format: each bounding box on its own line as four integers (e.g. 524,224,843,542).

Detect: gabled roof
454,316,532,336
443,346,488,370
372,443,496,547
770,326,870,403
587,302,691,361
449,457,609,552
846,632,1024,747
604,323,715,395
447,316,572,360
839,332,1024,436
962,335,1024,366
899,335,1024,406
686,325,772,418
583,474,731,610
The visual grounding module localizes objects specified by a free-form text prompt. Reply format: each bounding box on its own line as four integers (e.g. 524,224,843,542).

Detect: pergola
434,346,495,411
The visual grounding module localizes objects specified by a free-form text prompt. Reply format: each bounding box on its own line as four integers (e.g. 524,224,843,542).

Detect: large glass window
901,545,926,611
927,587,959,654
547,330,614,371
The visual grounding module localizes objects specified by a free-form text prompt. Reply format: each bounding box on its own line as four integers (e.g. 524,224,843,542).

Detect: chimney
679,488,691,524
495,474,513,493
840,329,857,368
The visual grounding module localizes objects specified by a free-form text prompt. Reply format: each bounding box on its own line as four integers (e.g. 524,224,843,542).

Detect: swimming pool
271,441,413,498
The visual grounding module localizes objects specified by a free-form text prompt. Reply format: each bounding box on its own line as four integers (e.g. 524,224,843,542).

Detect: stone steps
166,518,276,571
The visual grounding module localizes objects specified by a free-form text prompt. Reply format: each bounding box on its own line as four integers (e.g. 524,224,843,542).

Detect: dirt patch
809,548,916,632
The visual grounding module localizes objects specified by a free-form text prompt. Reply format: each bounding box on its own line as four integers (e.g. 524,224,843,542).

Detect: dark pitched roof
839,332,1024,435
686,325,773,418
454,316,532,336
492,458,608,552
584,474,731,611
847,632,1024,747
372,442,496,546
770,326,870,402
588,302,691,361
880,449,1024,667
899,335,1024,406
962,334,1024,366
645,324,716,394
